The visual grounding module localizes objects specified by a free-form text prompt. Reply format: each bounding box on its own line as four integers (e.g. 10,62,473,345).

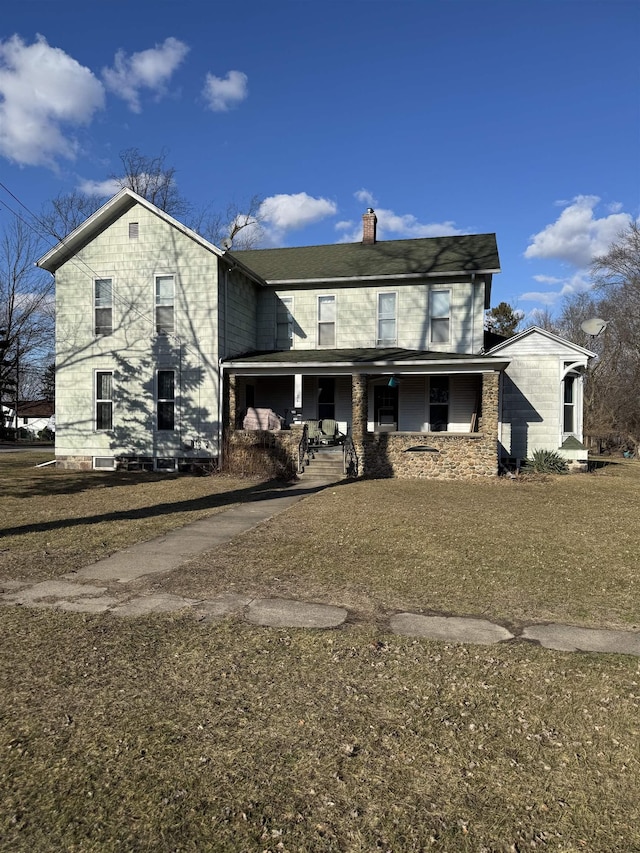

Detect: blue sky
1,0,638,319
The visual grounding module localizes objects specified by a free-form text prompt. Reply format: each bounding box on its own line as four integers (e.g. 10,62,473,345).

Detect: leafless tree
191,195,265,250
0,218,54,411
111,147,191,219
560,222,640,452
40,189,106,242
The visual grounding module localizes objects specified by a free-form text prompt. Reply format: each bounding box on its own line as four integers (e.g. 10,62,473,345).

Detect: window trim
430,289,451,345
156,369,176,431
563,373,577,435
317,294,336,348
276,295,294,349
94,277,113,337
376,291,397,346
155,274,175,335
95,370,113,431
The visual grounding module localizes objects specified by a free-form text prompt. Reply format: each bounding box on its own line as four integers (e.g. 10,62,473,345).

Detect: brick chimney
362,208,377,244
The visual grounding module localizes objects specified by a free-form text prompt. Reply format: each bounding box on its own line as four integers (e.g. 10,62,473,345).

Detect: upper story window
155,275,174,335
276,296,294,348
377,292,397,346
95,371,113,431
94,278,113,336
318,295,335,347
157,370,175,431
430,290,450,344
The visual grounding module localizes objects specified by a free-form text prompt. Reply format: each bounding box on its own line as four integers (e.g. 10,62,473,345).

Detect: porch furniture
319,419,345,445
304,419,323,445
242,407,285,431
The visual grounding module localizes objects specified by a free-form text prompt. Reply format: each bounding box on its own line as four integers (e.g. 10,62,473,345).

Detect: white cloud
519,290,562,306
203,70,248,112
77,177,123,196
102,37,189,113
0,35,104,167
336,204,467,243
521,272,592,306
532,274,564,285
257,192,337,243
354,188,377,207
524,195,632,267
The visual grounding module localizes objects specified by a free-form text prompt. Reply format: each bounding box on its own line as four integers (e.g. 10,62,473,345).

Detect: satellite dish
581,318,608,337
221,237,233,251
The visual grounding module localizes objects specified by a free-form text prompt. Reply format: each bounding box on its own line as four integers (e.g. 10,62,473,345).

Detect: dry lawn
2,452,640,851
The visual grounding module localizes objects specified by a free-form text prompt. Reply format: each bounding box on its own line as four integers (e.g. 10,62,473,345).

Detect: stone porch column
481,370,500,471
351,373,368,443
225,373,237,431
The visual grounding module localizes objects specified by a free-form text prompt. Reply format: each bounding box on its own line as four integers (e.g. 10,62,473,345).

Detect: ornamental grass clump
525,448,568,474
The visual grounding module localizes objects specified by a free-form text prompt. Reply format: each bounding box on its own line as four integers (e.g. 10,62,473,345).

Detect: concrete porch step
301,447,345,479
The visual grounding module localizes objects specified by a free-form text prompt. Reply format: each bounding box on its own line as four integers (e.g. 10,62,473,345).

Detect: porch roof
223,347,510,374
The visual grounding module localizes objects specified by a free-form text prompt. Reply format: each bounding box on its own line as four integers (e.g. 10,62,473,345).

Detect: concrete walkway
2,472,640,657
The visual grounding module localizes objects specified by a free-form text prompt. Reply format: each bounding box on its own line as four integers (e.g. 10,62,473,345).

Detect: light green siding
55,202,222,462
257,278,485,353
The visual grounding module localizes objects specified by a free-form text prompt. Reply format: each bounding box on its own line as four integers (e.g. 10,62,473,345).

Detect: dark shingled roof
225,348,484,365
231,233,500,282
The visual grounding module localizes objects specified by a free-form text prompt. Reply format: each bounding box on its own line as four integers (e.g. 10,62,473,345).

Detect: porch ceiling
223,347,510,375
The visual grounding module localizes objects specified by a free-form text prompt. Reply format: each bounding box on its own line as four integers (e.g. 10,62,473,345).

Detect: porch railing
298,423,309,474
343,435,359,478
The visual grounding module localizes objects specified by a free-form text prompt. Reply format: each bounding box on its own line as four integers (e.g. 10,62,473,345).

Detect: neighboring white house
2,400,55,435
36,189,593,477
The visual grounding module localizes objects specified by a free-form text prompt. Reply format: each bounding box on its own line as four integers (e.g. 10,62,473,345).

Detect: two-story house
37,189,594,478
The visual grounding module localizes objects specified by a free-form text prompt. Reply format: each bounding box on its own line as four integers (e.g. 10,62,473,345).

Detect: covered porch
222,349,508,480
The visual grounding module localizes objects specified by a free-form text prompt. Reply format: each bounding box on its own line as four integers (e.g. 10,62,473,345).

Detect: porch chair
319,419,345,445
305,420,323,446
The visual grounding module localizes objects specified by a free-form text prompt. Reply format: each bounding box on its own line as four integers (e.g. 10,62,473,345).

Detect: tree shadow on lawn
0,477,334,539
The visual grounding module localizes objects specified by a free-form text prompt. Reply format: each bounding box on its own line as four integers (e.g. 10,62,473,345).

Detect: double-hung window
276,296,294,348
155,275,174,335
157,370,175,431
318,295,335,347
563,374,576,434
377,292,397,346
95,371,113,430
94,278,113,336
430,290,450,344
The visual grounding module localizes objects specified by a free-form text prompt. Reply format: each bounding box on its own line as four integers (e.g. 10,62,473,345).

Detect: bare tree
40,189,106,242
573,223,640,452
111,147,191,219
191,195,264,250
0,218,54,411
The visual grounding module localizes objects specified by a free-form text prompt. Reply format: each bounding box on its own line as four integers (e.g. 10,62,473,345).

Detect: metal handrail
298,423,309,474
343,435,359,477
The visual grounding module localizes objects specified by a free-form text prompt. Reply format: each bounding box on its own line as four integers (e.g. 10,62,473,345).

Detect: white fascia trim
37,188,229,273
225,358,510,375
264,270,500,286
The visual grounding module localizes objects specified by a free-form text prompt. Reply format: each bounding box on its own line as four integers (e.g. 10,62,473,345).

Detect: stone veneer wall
225,429,300,479
352,370,500,480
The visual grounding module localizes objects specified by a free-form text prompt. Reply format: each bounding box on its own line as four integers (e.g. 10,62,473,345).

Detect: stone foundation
55,455,93,471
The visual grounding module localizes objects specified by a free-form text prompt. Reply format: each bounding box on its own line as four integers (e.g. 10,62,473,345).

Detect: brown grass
2,453,640,851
